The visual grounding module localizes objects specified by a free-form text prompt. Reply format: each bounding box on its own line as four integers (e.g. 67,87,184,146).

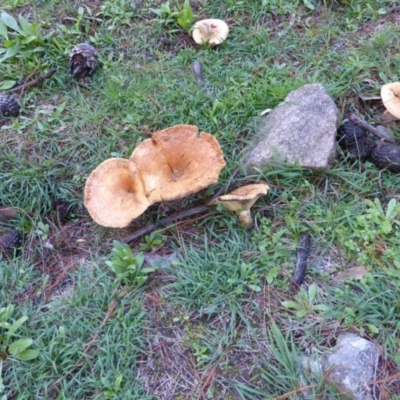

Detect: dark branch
6,69,56,94
290,230,311,293
121,168,240,244
348,113,395,143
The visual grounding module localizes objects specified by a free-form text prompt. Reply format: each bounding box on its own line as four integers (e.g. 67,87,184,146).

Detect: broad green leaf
296,309,308,318
312,304,330,312
366,324,379,334
21,36,38,45
380,219,392,234
303,0,315,10
0,12,22,34
247,284,261,292
308,283,317,302
140,267,157,274
0,21,8,39
267,267,279,284
281,301,299,310
7,315,28,335
9,338,33,355
0,45,18,63
114,374,123,389
14,349,39,361
395,351,400,365
386,199,397,219
18,15,35,36
0,80,16,90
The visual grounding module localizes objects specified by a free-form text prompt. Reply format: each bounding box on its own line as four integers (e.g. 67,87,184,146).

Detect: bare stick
5,69,56,94
121,168,240,244
348,113,395,143
121,205,210,244
290,230,311,293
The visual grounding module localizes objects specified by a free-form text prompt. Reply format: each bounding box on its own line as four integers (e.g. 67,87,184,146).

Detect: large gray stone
244,84,339,171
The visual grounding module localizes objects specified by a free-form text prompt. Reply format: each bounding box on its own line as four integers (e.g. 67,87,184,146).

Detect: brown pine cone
370,141,400,172
0,94,20,117
0,230,22,257
347,137,376,160
69,43,98,80
337,118,367,148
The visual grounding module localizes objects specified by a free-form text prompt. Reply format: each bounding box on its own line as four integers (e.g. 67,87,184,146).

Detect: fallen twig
290,230,311,293
121,168,240,244
121,205,210,244
193,60,217,99
348,113,395,143
5,69,56,94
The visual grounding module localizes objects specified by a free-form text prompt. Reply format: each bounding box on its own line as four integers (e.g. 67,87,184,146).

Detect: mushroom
130,124,226,203
380,82,400,120
84,158,150,228
208,183,270,228
192,19,229,46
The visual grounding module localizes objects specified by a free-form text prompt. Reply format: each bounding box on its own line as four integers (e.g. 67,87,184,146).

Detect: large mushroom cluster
84,125,226,228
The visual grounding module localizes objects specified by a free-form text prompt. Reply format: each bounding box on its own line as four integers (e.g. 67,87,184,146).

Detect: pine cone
0,230,22,257
370,141,400,172
337,118,366,148
0,94,20,117
69,43,98,80
347,137,376,160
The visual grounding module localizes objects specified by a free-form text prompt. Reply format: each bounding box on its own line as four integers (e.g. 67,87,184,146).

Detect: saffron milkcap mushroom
208,183,270,228
84,158,150,228
192,19,229,46
130,124,226,203
380,82,400,119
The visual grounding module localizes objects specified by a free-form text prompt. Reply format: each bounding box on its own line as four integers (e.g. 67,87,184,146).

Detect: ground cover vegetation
0,0,400,398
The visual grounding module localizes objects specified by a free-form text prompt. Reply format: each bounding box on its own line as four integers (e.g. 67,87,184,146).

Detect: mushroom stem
238,210,253,229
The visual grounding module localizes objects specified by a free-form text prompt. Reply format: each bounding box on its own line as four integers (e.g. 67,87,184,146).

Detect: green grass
1,0,400,398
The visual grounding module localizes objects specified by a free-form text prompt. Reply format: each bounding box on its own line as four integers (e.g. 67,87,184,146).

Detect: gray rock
244,84,339,171
144,251,180,269
302,332,380,400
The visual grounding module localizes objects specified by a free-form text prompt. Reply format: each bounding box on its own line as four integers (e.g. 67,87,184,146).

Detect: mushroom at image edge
380,82,400,120
84,158,150,228
130,124,226,204
208,183,270,228
192,19,229,46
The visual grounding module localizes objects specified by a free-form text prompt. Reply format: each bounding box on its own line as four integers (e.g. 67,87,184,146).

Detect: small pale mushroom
208,183,270,228
380,82,400,120
192,19,229,46
84,158,150,228
130,124,226,203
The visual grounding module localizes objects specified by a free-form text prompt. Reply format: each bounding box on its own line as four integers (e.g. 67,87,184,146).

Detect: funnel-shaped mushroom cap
84,158,150,228
130,125,226,203
208,183,270,227
192,19,229,46
381,82,400,119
